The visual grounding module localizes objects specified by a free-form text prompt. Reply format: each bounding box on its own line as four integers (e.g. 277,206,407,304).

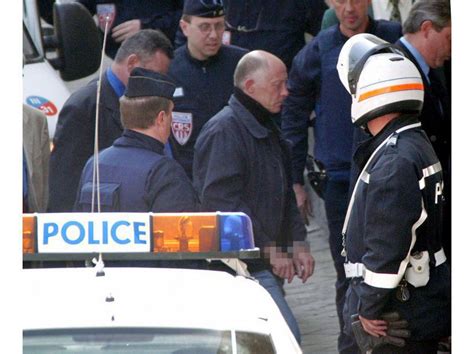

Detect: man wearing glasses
167,0,247,179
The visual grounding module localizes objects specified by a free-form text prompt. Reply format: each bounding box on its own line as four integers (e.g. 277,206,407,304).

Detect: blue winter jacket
193,95,307,271
75,129,198,212
281,18,402,185
343,116,450,341
168,45,247,178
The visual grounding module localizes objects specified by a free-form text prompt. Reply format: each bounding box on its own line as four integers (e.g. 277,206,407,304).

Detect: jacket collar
184,44,221,67
228,95,271,139
353,114,420,171
114,129,165,155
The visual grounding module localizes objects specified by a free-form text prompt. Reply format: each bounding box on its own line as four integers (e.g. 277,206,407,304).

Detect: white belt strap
345,248,447,287
344,262,365,278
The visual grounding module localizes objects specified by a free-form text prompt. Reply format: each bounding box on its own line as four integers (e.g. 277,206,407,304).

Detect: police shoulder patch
171,112,193,145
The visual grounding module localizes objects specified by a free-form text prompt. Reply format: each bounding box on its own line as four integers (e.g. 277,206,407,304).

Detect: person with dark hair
220,0,328,70
395,0,451,261
75,67,198,213
193,50,315,344
49,29,173,212
167,0,247,179
281,1,402,352
78,0,183,59
337,33,450,354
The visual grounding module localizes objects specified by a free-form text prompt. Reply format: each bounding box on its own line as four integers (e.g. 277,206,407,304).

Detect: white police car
22,212,302,353
23,0,101,139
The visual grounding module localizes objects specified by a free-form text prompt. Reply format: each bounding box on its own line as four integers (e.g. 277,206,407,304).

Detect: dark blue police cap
183,0,225,18
125,67,176,100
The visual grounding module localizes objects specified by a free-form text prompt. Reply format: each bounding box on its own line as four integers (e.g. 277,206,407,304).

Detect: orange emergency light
151,213,219,253
23,214,36,254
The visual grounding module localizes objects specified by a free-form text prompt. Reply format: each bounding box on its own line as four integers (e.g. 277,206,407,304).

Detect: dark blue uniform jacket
343,116,450,341
281,18,401,185
193,94,307,271
221,0,327,69
75,129,198,212
167,45,247,178
79,0,183,58
49,73,122,212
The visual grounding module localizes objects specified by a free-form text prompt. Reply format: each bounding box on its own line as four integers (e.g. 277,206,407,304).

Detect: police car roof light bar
23,212,259,262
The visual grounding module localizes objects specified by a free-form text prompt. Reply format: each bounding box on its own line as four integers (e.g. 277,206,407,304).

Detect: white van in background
23,0,101,139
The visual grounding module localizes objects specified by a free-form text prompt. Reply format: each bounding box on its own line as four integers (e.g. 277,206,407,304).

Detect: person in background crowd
167,0,247,179
78,0,183,58
220,0,328,69
281,0,401,352
193,50,315,344
395,0,451,261
49,29,173,212
23,104,50,213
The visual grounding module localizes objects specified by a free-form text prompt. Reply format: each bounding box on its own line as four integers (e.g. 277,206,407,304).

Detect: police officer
75,67,198,213
193,51,315,344
281,2,401,352
49,29,173,212
337,34,450,353
167,0,247,179
78,0,183,59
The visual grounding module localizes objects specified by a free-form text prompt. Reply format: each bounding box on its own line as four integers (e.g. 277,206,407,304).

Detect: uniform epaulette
386,134,398,147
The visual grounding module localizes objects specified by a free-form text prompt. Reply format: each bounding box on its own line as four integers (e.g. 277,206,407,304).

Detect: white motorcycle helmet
337,33,424,128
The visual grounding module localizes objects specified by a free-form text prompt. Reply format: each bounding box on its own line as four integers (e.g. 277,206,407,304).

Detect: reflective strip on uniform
418,162,442,190
358,83,424,102
363,200,428,289
360,171,370,184
435,248,447,266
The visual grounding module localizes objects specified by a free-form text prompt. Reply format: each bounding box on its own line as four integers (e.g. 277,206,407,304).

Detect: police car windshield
24,328,276,354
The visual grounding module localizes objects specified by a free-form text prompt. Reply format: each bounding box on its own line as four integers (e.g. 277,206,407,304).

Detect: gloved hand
351,312,410,352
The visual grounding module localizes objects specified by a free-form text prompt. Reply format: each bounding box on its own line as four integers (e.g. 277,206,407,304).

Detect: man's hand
264,246,296,283
351,312,410,352
293,183,313,225
292,241,315,283
359,314,388,337
112,19,141,43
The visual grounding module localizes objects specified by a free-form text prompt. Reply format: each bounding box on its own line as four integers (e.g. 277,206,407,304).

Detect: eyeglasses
194,21,226,35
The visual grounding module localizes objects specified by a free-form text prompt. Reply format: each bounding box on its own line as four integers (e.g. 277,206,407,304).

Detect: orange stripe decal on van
358,83,424,102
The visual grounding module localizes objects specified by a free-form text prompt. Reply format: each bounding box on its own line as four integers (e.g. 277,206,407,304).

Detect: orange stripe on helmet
358,83,424,102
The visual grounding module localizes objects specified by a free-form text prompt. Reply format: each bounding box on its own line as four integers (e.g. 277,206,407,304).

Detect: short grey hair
233,52,270,89
115,29,174,64
403,0,451,34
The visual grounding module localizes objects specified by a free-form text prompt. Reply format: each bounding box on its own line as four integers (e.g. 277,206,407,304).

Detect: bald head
233,51,288,113
234,51,282,88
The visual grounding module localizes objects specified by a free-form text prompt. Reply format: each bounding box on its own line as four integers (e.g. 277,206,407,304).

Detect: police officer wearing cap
75,67,199,213
167,0,247,179
337,34,450,353
49,29,173,213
